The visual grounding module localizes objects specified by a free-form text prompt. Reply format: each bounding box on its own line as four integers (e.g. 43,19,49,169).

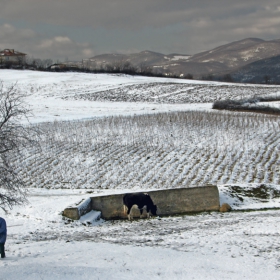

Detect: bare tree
138,63,153,76
264,75,271,84
16,56,25,68
222,74,234,83
0,82,39,212
185,73,193,79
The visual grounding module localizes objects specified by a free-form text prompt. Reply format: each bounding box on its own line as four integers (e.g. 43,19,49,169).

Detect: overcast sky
0,1,280,61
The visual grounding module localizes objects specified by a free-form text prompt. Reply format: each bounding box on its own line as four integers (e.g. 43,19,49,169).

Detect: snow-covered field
12,111,280,190
1,70,280,279
1,69,279,123
0,70,214,123
2,188,280,279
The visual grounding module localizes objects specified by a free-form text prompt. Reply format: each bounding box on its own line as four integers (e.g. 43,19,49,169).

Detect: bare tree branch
0,81,40,211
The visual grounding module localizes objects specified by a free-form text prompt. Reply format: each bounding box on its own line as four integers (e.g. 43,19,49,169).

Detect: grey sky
0,1,280,61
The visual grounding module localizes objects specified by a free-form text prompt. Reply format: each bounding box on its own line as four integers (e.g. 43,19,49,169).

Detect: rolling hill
230,54,280,83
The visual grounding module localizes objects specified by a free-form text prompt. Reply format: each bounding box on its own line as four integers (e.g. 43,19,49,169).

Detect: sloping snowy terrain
1,70,280,123
65,82,280,104
1,70,280,279
2,188,280,279
11,111,280,190
1,70,215,123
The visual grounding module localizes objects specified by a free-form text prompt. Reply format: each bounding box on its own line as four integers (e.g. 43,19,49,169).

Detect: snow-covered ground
0,70,213,123
2,187,280,279
0,69,279,123
260,101,280,108
1,70,280,279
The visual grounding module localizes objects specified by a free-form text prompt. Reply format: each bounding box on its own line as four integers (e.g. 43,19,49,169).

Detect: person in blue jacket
0,217,7,258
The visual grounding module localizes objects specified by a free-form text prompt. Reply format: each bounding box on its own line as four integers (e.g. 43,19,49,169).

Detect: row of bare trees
0,56,54,70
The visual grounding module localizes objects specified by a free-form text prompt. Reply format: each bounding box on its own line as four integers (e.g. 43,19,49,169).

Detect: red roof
0,49,27,56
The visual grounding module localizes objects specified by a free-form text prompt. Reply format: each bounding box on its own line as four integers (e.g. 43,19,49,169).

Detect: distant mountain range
82,38,280,83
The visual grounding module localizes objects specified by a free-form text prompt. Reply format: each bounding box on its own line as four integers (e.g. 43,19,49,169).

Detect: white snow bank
259,101,280,108
1,239,279,280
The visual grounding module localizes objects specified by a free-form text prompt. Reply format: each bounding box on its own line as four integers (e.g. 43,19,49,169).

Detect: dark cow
123,192,157,220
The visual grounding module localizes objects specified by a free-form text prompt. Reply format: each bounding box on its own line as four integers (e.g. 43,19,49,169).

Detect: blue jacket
0,217,7,243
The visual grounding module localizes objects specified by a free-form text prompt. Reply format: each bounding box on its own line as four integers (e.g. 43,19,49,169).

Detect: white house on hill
0,49,27,65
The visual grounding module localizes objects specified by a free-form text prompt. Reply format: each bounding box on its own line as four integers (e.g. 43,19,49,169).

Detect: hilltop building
0,49,27,66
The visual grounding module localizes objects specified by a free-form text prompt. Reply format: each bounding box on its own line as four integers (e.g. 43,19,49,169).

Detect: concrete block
63,198,92,220
63,207,80,220
91,185,220,219
63,185,220,220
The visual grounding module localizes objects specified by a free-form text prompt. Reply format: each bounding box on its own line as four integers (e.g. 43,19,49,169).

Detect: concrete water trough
63,185,220,220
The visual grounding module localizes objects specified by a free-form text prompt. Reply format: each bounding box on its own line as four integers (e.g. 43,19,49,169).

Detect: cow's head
151,204,157,216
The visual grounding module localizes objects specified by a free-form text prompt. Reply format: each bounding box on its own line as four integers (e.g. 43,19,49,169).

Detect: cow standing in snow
123,192,157,220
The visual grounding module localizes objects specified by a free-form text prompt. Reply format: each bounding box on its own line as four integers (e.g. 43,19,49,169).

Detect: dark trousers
0,243,5,258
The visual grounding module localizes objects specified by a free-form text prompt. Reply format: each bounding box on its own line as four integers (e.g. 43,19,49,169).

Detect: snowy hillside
1,70,280,123
13,111,280,191
1,70,280,279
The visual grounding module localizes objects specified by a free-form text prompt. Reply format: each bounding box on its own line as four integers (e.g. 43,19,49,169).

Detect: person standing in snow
0,217,7,258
